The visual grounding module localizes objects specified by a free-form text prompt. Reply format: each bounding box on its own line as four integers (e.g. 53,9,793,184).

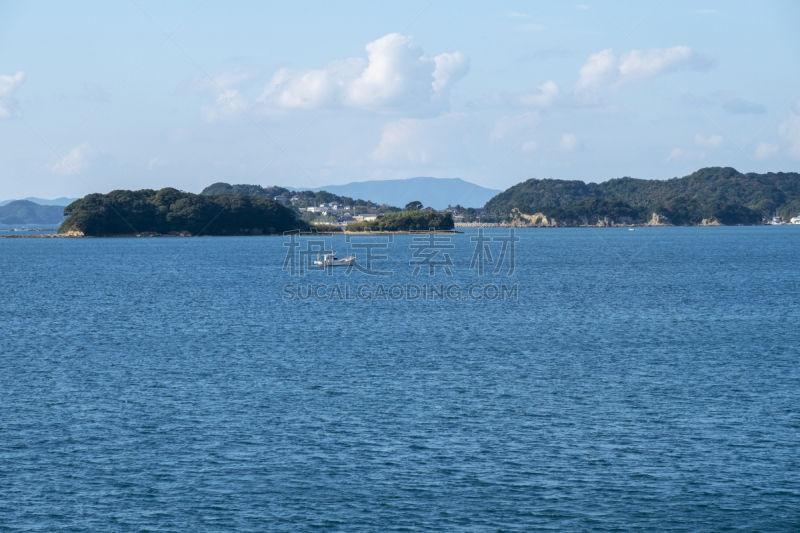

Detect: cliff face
506,208,639,227
645,213,670,226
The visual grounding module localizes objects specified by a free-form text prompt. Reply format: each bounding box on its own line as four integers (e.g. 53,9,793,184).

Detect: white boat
314,252,356,267
628,228,635,231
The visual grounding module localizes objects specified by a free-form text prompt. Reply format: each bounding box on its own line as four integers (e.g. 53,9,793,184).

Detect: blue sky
1,1,799,200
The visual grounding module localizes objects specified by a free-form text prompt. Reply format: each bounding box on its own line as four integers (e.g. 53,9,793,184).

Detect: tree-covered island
58,188,307,236
345,207,455,232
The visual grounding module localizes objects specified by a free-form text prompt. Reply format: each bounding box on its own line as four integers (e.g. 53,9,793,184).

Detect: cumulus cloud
560,133,578,151
52,142,93,174
432,52,470,93
201,89,249,121
0,71,26,119
372,112,474,165
694,133,723,147
754,142,779,160
182,67,259,121
259,34,468,113
576,46,712,99
487,80,561,110
519,81,561,107
779,102,800,159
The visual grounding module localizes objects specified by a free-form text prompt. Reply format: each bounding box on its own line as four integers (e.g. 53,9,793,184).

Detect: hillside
0,200,66,225
292,177,501,210
0,197,78,207
201,182,395,213
59,188,306,236
484,167,800,226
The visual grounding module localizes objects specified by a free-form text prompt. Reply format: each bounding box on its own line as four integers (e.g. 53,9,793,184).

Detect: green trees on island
58,188,307,236
484,167,800,225
346,210,454,232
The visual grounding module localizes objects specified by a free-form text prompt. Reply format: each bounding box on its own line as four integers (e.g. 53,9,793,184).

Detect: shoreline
3,225,797,238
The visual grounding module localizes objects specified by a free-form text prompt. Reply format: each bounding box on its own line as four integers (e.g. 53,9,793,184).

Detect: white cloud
617,46,696,83
668,148,685,160
754,142,779,160
694,133,723,147
259,34,469,113
432,52,470,93
778,103,800,159
576,46,711,99
372,112,473,165
487,80,561,110
0,71,26,119
508,11,529,18
200,89,249,121
183,67,259,121
560,133,578,151
522,140,538,152
576,48,618,94
52,142,93,174
519,80,561,107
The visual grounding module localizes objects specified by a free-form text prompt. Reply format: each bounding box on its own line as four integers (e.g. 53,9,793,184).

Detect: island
57,188,308,236
345,208,455,232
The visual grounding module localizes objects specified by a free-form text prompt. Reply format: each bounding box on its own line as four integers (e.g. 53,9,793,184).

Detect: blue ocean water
1,227,799,531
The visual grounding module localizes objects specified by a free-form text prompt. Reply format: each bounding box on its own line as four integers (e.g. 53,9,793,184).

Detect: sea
1,227,798,531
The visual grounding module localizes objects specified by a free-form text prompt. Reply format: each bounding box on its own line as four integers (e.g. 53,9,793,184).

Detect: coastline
4,225,797,238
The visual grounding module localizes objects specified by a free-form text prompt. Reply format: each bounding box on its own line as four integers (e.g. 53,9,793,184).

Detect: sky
1,0,799,200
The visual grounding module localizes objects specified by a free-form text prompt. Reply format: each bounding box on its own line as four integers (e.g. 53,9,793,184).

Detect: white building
791,215,800,224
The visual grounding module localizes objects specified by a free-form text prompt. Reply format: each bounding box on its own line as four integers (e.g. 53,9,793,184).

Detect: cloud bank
259,34,469,113
576,46,712,99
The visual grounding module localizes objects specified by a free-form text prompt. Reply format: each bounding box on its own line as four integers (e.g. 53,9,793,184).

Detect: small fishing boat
314,252,356,267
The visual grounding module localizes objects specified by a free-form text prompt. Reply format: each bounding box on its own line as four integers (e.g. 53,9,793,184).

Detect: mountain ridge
484,167,800,225
286,177,501,209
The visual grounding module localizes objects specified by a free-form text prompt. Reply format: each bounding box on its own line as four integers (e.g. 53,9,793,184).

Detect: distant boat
629,228,635,231
314,252,355,267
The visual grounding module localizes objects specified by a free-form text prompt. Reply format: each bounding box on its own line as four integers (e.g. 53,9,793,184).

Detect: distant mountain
485,167,800,226
0,200,67,225
0,197,78,207
291,177,501,209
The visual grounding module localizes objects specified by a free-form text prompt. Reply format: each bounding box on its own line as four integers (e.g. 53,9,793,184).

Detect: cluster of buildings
290,199,491,226
296,202,380,225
